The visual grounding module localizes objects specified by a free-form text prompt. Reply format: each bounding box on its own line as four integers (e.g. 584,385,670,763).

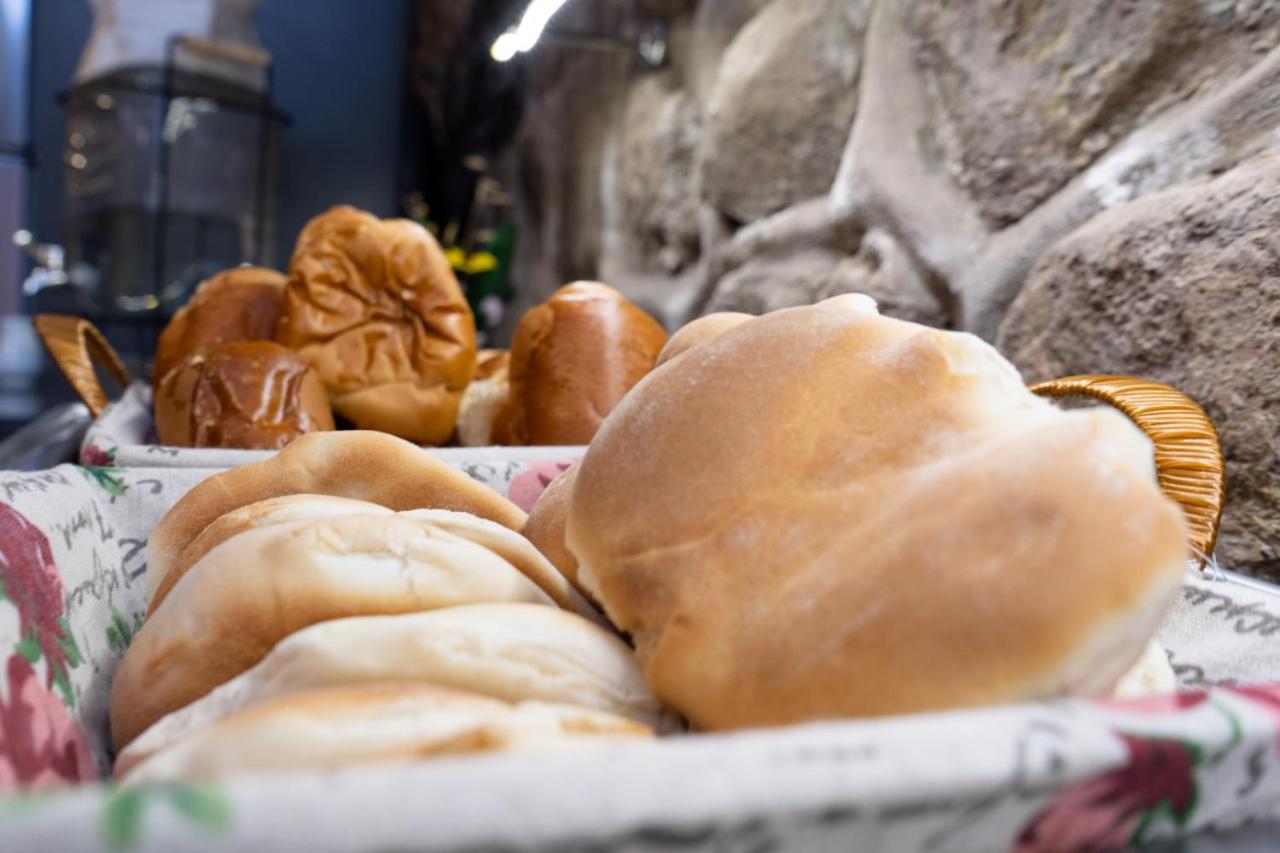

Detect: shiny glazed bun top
153,341,334,451
277,206,477,445
153,266,287,386
497,282,668,446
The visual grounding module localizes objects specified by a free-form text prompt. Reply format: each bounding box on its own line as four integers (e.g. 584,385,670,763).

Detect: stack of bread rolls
155,207,668,450
153,268,335,450
111,431,661,783
153,205,476,449
527,295,1185,731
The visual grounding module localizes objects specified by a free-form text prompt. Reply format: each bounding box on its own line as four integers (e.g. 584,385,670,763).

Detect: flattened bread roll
116,603,664,777
148,494,393,617
120,683,652,784
146,430,527,598
114,514,554,750
568,295,1189,730
399,509,602,625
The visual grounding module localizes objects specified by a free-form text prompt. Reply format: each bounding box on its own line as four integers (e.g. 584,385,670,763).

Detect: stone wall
502,0,1280,578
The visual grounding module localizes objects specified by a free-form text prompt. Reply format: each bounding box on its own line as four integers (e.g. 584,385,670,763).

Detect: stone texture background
499,0,1280,579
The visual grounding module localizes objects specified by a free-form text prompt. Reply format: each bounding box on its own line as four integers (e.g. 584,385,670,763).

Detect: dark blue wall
29,0,410,265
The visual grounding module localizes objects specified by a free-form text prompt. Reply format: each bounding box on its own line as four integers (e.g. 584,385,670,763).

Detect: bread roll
119,683,652,784
148,494,393,617
277,206,476,444
153,341,334,450
523,464,586,600
153,267,287,387
1113,640,1177,699
145,430,527,599
567,295,1189,730
116,603,664,776
114,513,556,749
496,282,668,446
456,350,510,447
656,312,752,367
398,509,602,625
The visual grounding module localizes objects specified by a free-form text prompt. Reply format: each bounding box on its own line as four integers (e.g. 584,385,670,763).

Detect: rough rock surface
901,0,1280,229
704,198,948,325
699,0,869,225
502,0,1280,578
611,76,702,278
999,155,1280,580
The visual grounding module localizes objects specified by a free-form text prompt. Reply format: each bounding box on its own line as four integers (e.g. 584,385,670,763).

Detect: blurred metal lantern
58,36,284,315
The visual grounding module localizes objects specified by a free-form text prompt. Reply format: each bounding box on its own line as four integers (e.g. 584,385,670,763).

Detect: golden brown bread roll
144,430,529,600
277,205,477,444
153,341,334,450
496,282,668,446
523,463,588,601
566,294,1188,731
153,266,287,387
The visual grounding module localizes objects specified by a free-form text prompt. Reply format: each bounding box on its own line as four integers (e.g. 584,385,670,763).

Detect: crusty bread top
146,430,527,599
115,603,664,777
655,312,752,368
567,295,1188,730
116,513,556,750
119,682,652,784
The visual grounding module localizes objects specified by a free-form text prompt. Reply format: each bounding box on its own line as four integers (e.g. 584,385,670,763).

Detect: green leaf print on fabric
102,785,231,850
105,610,144,654
76,466,127,498
103,788,146,849
166,785,231,830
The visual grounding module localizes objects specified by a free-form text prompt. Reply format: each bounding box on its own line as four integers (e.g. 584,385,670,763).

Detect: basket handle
32,315,133,418
1031,375,1224,568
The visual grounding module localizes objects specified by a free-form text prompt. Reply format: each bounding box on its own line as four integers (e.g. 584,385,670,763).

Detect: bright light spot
490,0,572,62
491,32,520,62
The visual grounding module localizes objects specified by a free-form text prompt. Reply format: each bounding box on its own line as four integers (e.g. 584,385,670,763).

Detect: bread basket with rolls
10,283,1280,849
35,206,675,470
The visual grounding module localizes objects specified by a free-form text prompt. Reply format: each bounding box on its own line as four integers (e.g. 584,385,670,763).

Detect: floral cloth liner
81,382,586,471
0,460,1277,850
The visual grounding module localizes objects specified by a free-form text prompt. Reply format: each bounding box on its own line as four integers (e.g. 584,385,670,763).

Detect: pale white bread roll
119,683,653,785
1113,639,1177,699
115,603,665,778
567,295,1189,730
399,509,602,625
146,430,528,598
148,494,394,617
113,514,555,750
456,373,510,447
